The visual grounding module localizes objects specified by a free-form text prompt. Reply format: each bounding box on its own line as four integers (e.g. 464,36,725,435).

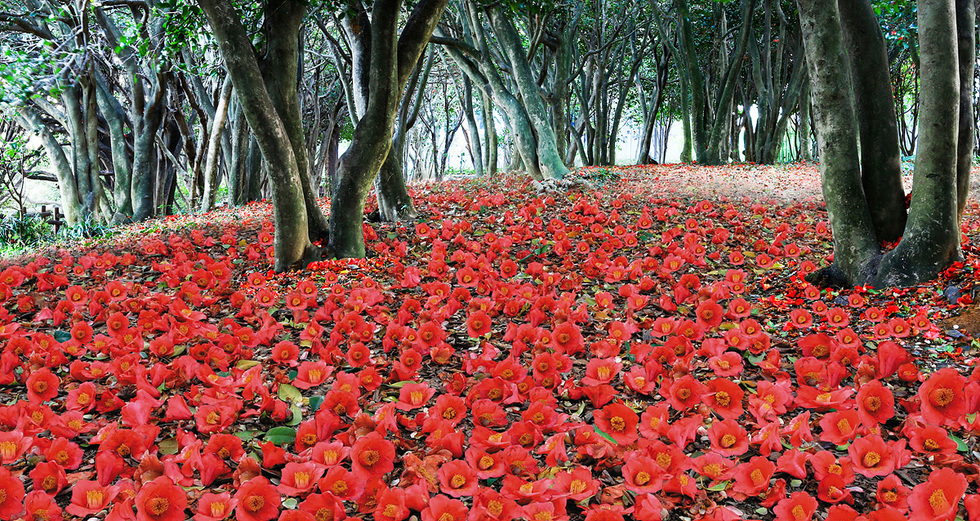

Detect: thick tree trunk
376,138,417,221
228,98,249,206
330,0,448,257
797,0,881,286
955,0,975,220
198,0,317,271
263,0,330,241
375,47,432,222
63,83,94,220
489,11,569,179
95,74,134,223
798,82,813,162
703,0,755,166
839,0,907,242
462,76,484,176
131,76,167,222
874,0,961,286
676,0,707,162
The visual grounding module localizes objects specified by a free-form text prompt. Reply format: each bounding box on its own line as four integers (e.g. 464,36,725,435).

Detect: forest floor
1,163,980,521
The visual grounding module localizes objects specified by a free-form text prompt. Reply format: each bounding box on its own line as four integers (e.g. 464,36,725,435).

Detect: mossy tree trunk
838,0,907,243
799,0,968,288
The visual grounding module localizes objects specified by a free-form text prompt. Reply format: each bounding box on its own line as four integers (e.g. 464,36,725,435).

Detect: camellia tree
196,0,448,269
797,0,974,287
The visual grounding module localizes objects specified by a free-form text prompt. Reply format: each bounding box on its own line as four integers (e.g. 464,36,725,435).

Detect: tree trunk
955,0,975,220
874,0,962,286
202,75,233,212
330,0,448,257
839,0,907,242
703,0,755,166
489,10,569,179
131,74,167,222
95,73,134,223
375,46,433,222
198,0,317,271
13,105,82,225
482,91,497,174
462,76,484,176
263,0,330,241
797,0,881,285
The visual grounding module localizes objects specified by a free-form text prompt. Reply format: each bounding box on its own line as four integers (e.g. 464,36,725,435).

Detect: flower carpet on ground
1,164,980,521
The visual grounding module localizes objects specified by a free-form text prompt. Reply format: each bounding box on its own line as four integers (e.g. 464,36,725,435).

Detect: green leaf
159,438,179,455
387,381,414,389
755,508,768,516
592,426,618,445
278,384,303,404
53,330,71,343
707,480,730,491
234,431,256,442
288,403,303,426
283,498,298,509
308,395,324,412
263,426,297,445
789,479,803,487
236,359,261,370
951,434,969,452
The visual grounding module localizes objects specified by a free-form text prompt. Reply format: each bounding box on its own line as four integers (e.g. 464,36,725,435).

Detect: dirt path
610,163,980,205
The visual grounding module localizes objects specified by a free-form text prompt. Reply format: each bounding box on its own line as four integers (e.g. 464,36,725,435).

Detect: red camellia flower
907,424,958,455
622,456,665,493
593,402,639,445
23,490,61,521
554,466,600,501
135,476,187,521
276,462,323,497
818,410,863,445
704,378,744,420
421,494,468,521
0,431,31,464
194,492,237,521
817,475,853,504
234,477,281,521
437,460,479,498
877,474,911,512
0,467,25,519
374,487,409,521
774,492,817,521
666,375,706,411
25,368,59,404
296,494,343,521
918,368,968,425
856,380,896,428
696,300,724,329
732,456,775,496
66,480,118,517
396,382,436,411
350,432,396,480
708,420,749,457
848,435,895,478
908,467,967,521
466,311,492,338
471,489,519,521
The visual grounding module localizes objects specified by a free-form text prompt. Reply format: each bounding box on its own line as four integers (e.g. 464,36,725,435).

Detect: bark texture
197,0,317,271
797,0,881,285
874,0,962,286
838,0,907,242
